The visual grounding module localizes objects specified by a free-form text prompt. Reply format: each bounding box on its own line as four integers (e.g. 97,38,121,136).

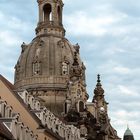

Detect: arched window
79,101,84,112
43,4,52,22
58,6,61,25
5,106,12,118
3,104,6,117
65,102,67,114
9,109,12,117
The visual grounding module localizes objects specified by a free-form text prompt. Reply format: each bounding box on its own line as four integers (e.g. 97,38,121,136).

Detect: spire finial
97,74,101,83
97,74,102,86
93,74,105,102
127,124,129,129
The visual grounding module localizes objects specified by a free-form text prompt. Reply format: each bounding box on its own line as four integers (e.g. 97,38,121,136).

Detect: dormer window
2,103,6,117
33,61,41,75
9,109,12,117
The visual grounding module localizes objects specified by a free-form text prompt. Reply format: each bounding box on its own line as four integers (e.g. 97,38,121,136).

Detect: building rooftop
124,127,134,136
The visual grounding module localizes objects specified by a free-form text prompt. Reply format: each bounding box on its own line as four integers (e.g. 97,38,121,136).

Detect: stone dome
14,36,84,90
14,0,87,115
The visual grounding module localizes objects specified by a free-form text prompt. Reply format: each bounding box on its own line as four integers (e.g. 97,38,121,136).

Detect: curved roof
14,37,83,90
124,127,134,136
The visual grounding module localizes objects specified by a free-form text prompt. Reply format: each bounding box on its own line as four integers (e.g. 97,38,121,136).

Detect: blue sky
0,0,140,139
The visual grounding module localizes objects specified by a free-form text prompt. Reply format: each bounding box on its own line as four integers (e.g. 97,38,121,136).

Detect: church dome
14,37,83,90
14,0,86,115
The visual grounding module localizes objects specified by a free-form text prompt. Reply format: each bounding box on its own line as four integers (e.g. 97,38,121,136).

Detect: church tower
14,0,87,116
93,75,109,124
123,126,134,140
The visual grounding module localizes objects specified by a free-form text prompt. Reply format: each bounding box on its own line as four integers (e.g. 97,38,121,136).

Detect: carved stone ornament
21,42,27,53
39,40,44,47
80,125,87,137
99,111,107,124
70,52,82,79
15,62,21,81
57,39,65,48
74,43,80,54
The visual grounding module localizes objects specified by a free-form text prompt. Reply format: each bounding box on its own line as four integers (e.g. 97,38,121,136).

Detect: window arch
9,109,12,117
2,103,6,117
57,6,62,25
43,4,52,22
65,102,67,114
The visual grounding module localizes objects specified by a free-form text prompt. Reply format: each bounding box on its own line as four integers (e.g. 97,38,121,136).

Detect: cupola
36,0,65,37
123,126,134,140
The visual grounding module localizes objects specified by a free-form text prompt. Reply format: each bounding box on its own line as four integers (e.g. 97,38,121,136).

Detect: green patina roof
124,127,133,136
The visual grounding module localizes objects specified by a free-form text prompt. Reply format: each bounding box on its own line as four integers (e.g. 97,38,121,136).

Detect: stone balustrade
18,90,87,140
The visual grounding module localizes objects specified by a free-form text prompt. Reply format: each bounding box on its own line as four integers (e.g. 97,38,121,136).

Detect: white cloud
103,47,126,55
113,66,131,74
0,30,22,46
64,11,123,37
118,85,139,96
112,110,140,120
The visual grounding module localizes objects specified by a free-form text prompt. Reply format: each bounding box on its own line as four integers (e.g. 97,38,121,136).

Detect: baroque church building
0,0,122,140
